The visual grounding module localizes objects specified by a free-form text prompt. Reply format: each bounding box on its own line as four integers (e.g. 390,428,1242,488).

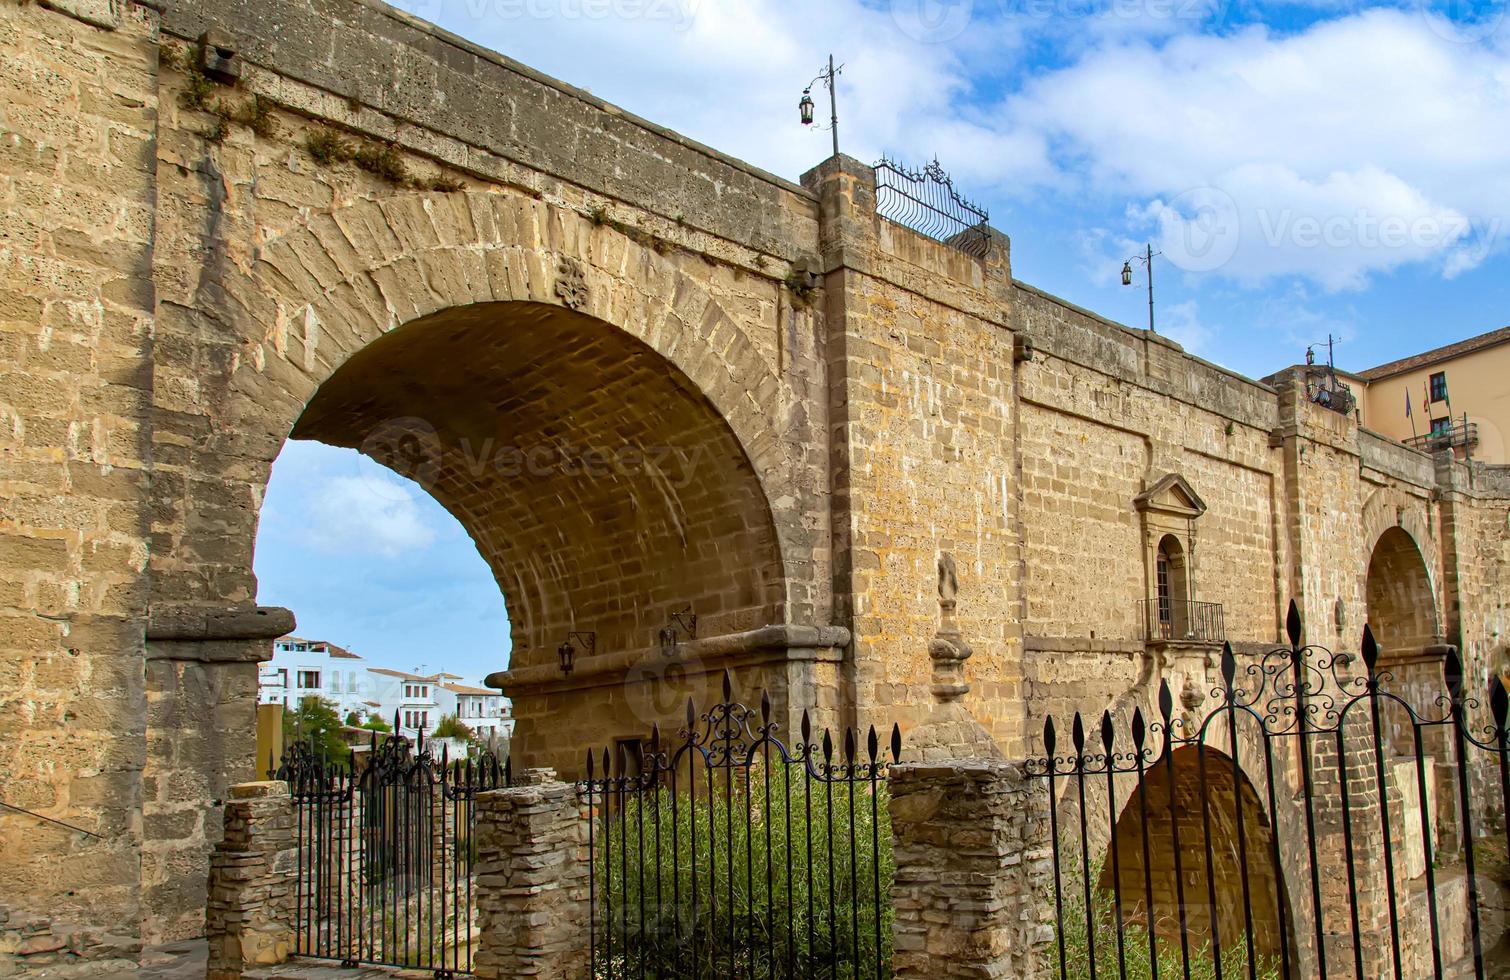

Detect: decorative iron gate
273,729,510,976
582,673,902,978
1025,601,1510,980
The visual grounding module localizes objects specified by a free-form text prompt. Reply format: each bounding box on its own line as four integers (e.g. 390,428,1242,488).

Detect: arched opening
1365,526,1438,661
1154,534,1189,639
258,300,788,775
1099,746,1287,968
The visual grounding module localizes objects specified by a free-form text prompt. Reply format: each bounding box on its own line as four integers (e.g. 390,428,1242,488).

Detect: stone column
889,759,1055,978
205,782,296,980
473,768,591,980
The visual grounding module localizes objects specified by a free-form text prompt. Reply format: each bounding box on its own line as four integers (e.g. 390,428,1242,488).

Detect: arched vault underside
293,300,787,679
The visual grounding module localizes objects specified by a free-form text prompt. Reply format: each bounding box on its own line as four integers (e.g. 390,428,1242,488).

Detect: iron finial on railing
1287,598,1303,648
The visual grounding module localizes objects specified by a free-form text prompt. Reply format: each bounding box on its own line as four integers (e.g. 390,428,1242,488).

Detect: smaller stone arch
1099,746,1289,969
1365,525,1443,663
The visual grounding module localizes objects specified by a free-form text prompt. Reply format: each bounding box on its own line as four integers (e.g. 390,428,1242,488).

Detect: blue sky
253,0,1510,683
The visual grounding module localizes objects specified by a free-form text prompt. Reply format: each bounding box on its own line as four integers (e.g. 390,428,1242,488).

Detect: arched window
1155,534,1189,639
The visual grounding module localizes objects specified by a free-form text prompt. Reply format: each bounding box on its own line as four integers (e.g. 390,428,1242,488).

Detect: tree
344,710,360,727
360,714,391,733
281,696,349,767
431,713,472,740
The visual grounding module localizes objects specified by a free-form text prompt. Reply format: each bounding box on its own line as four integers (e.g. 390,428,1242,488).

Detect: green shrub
593,771,893,978
1052,859,1281,980
431,713,472,740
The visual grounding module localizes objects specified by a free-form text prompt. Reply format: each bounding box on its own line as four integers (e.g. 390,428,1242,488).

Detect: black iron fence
874,157,991,258
273,729,510,977
1139,598,1225,642
1026,600,1510,980
582,673,902,978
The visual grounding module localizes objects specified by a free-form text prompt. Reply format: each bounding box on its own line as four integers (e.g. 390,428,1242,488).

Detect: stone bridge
3,0,1510,968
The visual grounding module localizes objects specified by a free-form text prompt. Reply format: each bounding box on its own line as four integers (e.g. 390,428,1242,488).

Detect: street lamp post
1122,243,1160,334
799,54,843,158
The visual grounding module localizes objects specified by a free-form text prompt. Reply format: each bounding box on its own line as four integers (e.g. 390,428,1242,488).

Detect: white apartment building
259,636,511,745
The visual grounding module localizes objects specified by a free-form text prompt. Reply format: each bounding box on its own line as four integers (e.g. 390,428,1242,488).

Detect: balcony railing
1139,598,1225,643
1406,420,1478,453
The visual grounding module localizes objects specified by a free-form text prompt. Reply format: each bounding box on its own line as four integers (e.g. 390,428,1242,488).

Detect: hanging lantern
799,90,815,126
557,639,575,675
1121,260,1134,287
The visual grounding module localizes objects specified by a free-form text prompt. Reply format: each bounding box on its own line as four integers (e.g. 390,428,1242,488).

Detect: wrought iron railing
1025,602,1510,979
273,727,510,976
873,157,991,258
582,672,902,978
1138,598,1224,642
1407,420,1479,453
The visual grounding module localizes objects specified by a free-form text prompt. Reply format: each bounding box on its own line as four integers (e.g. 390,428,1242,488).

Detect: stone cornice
487,623,850,697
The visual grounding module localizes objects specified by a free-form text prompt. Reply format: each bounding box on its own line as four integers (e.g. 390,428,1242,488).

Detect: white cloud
1010,9,1510,288
389,0,1509,293
305,474,438,557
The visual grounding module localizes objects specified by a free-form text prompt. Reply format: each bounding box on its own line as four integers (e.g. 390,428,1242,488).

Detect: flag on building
1406,388,1412,418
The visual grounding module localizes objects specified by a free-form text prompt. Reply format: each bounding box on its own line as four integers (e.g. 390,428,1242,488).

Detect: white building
259,636,511,746
444,682,514,742
258,636,368,711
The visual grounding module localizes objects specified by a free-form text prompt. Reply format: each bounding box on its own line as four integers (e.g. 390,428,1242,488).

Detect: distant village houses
259,636,514,745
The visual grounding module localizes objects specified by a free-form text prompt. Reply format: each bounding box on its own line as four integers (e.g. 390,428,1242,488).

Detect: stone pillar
889,759,1055,978
205,782,296,980
473,768,591,980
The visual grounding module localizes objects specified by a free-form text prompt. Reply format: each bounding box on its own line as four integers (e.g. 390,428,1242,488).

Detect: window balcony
1139,599,1225,643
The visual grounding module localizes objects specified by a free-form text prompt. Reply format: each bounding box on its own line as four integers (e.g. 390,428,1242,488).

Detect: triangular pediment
1133,473,1207,518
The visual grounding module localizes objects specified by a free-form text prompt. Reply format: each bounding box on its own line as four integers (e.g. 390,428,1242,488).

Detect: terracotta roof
367,667,437,681
1356,325,1510,382
442,683,495,697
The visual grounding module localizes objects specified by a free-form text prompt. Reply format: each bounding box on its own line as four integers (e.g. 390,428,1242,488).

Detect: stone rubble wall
472,769,591,980
889,758,1055,978
205,781,296,980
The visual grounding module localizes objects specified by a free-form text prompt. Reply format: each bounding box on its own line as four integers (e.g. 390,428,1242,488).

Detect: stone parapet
205,782,296,980
889,758,1055,978
472,771,591,980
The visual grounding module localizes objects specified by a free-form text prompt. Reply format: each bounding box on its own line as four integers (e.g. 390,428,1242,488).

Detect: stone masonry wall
0,0,160,954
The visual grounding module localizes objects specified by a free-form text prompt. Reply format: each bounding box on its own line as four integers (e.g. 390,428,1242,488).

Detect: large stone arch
150,188,833,774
